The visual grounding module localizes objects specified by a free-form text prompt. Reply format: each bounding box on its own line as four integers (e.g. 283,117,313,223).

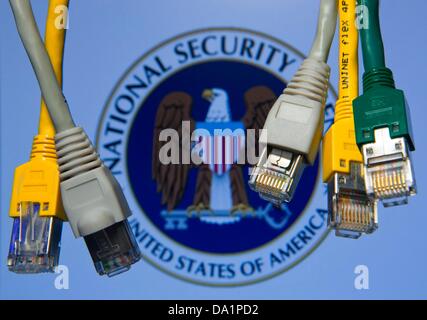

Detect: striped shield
194,122,246,176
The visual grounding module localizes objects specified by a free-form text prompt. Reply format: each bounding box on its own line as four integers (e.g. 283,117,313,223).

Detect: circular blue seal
97,28,336,286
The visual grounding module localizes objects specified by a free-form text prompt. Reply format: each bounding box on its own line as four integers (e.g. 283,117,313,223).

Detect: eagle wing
242,85,277,156
152,92,194,211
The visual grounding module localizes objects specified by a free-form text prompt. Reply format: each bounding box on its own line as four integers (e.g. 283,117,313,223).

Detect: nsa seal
96,28,337,286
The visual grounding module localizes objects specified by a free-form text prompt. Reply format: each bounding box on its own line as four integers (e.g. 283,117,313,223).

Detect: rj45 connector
328,163,378,239
362,127,416,207
56,127,141,276
8,202,63,273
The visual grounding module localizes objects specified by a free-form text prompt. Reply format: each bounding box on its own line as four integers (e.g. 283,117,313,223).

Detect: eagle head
202,88,231,123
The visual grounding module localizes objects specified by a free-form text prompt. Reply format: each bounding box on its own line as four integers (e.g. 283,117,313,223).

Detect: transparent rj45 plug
8,202,63,273
328,163,378,239
84,220,141,277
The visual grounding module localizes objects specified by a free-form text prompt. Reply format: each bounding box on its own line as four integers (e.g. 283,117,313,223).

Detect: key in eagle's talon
186,203,212,217
231,204,255,217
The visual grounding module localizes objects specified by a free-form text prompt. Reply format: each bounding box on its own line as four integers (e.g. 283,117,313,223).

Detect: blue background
1,0,427,299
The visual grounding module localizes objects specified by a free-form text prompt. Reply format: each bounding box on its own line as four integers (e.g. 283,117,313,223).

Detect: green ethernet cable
353,0,416,207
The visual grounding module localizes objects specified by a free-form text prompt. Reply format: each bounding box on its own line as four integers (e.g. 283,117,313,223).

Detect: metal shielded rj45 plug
250,148,305,205
361,128,416,207
353,0,416,207
10,0,141,276
355,87,416,207
249,0,337,205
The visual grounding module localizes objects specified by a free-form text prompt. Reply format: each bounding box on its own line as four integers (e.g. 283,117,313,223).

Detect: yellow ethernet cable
39,0,67,137
10,0,141,276
7,0,68,273
322,0,377,239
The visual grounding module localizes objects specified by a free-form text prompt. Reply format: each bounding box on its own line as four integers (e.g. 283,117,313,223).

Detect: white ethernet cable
249,0,337,205
9,0,141,276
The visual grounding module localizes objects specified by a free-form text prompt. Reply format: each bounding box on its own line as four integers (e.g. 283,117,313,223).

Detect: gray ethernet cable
9,0,141,276
249,0,337,205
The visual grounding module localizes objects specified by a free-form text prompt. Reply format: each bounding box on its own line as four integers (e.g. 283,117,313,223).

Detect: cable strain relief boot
31,134,57,160
55,127,102,181
55,127,132,238
363,67,395,92
334,98,354,123
283,58,330,104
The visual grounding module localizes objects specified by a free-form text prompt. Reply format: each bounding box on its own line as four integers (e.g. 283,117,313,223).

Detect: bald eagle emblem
152,86,292,229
